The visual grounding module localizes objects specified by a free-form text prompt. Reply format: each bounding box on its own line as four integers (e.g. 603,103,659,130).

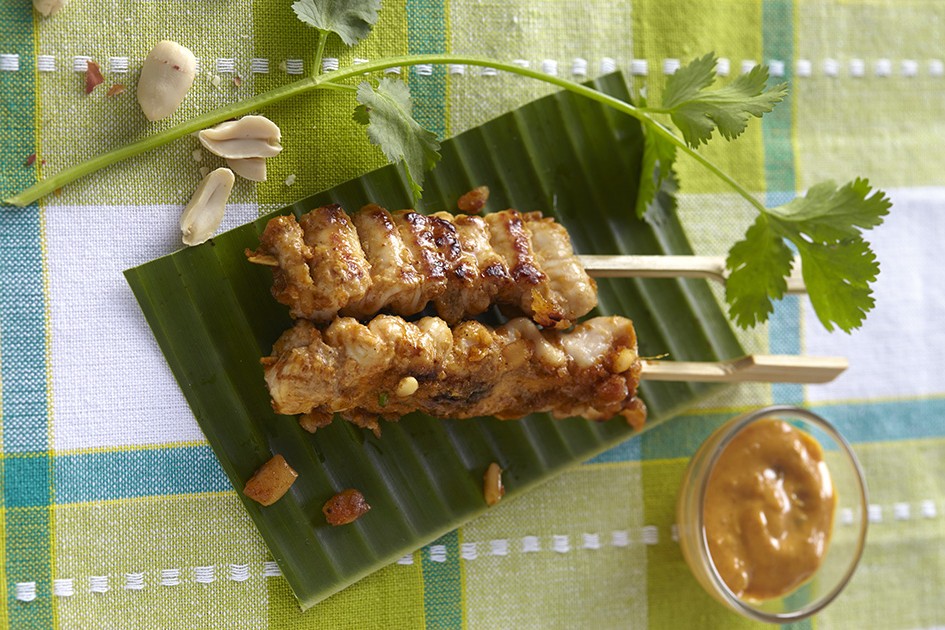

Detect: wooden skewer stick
577,255,806,294
640,355,848,384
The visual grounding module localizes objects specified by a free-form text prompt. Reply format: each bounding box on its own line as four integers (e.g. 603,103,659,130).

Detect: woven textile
1,0,944,628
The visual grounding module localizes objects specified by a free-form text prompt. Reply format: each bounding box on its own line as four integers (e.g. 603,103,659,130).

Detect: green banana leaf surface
125,73,745,609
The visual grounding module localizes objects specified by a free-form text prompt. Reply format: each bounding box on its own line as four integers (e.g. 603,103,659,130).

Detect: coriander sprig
3,0,890,334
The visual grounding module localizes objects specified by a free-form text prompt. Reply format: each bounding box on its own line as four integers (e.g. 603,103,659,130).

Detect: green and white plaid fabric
1,0,943,627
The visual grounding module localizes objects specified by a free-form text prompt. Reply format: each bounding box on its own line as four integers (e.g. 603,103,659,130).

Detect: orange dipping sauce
703,419,836,600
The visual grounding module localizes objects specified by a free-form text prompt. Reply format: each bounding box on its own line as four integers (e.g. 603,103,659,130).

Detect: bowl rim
693,405,870,623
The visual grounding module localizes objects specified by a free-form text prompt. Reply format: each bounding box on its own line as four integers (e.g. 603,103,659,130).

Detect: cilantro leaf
725,179,890,332
661,53,788,148
636,124,677,218
725,216,794,329
765,178,890,241
353,79,441,201
291,0,381,46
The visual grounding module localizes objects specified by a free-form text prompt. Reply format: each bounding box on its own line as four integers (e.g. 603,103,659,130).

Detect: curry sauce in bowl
676,406,868,623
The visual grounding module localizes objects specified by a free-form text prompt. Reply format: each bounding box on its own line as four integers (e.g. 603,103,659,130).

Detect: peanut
198,115,282,159
33,0,67,16
226,157,267,182
179,168,235,246
136,40,197,121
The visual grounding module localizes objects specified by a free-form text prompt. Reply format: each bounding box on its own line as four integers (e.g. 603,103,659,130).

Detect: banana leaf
124,72,744,610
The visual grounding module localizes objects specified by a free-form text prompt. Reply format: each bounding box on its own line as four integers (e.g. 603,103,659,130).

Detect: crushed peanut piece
323,489,371,526
395,376,419,397
483,462,505,506
457,186,490,214
106,84,125,97
243,454,298,506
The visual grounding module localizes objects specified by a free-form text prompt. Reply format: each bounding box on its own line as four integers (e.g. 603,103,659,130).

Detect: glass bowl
676,406,869,623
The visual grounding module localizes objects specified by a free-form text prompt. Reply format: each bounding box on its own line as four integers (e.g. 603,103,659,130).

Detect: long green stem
4,53,765,212
311,29,328,78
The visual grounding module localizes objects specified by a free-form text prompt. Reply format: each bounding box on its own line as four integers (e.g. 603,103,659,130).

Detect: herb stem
4,53,764,212
312,29,329,78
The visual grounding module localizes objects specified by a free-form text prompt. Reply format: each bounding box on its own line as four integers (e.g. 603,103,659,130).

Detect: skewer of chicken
247,203,598,329
262,314,646,436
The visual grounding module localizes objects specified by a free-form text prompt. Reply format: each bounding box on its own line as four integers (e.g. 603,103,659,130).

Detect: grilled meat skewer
262,314,646,435
249,204,598,329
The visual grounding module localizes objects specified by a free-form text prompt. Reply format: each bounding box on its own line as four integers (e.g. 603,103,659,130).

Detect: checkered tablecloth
1,0,943,627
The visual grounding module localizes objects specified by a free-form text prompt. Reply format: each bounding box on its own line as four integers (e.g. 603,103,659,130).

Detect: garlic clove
180,168,235,246
137,40,197,122
198,115,282,159
226,157,267,182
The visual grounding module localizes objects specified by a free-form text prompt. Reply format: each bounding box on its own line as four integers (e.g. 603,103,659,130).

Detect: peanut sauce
703,419,836,600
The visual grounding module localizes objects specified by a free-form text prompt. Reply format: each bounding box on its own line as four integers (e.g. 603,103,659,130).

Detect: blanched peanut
226,157,267,182
137,40,197,121
198,115,282,159
33,0,67,16
180,168,235,246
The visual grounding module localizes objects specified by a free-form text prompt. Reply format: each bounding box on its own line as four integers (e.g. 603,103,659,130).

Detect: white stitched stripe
89,575,109,593
228,564,250,582
396,553,414,565
874,58,892,77
322,57,339,72
552,534,570,553
901,59,919,77
109,56,129,73
216,58,236,74
922,500,938,518
522,535,541,552
571,57,587,77
512,59,530,68
53,579,74,597
600,57,617,74
250,58,269,74
480,66,498,76
715,57,730,76
894,502,911,520
383,66,401,75
414,64,433,76
850,58,866,77
840,507,855,526
15,582,36,602
541,59,558,76
429,545,447,563
461,542,478,560
194,565,215,584
448,64,466,75
642,525,659,545
930,59,944,77
768,59,785,77
37,54,56,72
284,59,304,75
611,530,630,547
124,573,145,590
0,54,19,72
868,504,883,523
73,55,92,72
740,59,756,74
662,58,680,75
490,539,509,556
796,59,812,77
582,533,600,550
823,58,840,77
160,569,181,586
263,561,282,576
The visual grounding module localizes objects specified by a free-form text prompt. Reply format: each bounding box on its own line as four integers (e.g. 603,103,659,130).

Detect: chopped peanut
323,489,371,526
243,454,298,506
